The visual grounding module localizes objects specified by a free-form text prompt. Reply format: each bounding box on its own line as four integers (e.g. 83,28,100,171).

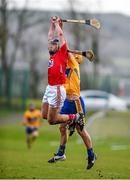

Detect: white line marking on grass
111,144,130,150
86,111,107,129
76,111,107,144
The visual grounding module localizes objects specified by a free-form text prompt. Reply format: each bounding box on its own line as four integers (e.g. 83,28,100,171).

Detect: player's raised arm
48,17,55,42
67,49,95,62
54,17,66,47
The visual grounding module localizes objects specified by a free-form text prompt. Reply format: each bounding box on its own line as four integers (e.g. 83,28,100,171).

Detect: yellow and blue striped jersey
24,109,41,128
64,54,83,97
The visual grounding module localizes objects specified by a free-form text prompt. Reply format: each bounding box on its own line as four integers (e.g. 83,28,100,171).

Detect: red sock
68,114,76,120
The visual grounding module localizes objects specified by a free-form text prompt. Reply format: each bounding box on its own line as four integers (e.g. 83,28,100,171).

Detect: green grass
0,111,130,179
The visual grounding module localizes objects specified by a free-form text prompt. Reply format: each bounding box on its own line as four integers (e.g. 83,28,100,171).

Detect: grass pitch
0,111,130,179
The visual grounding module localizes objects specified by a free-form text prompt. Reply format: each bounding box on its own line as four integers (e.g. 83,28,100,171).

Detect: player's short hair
50,38,59,45
29,103,35,110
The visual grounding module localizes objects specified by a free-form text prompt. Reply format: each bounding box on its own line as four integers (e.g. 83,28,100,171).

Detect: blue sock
87,148,94,158
57,145,65,156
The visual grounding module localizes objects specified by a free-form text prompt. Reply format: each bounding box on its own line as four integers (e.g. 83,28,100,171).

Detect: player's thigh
41,102,49,119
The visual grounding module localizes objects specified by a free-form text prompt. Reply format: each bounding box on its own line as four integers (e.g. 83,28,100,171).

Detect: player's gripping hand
50,16,58,26
51,16,63,28
86,50,95,62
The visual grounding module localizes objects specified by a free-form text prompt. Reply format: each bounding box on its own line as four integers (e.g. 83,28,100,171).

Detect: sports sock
57,145,66,156
87,148,94,158
68,114,76,120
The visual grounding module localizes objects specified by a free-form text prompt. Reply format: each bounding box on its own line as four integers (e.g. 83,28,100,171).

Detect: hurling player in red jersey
41,16,84,129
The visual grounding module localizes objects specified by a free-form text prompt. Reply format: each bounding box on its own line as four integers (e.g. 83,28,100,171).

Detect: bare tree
0,0,45,105
66,0,88,49
0,0,10,102
29,45,40,98
91,31,100,89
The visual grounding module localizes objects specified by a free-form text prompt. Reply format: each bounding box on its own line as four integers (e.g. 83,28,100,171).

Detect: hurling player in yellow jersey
48,52,96,170
23,104,41,149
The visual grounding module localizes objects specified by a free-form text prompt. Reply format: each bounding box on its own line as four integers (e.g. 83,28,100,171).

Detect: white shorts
42,85,66,108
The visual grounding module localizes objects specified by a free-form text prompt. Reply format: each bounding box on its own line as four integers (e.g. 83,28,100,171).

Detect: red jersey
48,43,68,85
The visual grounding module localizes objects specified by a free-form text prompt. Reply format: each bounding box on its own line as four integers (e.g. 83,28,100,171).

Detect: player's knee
76,126,84,136
41,111,47,119
48,113,58,125
59,126,66,134
48,118,55,125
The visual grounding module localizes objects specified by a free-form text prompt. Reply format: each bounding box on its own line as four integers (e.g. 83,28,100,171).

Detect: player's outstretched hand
51,16,58,24
51,16,63,28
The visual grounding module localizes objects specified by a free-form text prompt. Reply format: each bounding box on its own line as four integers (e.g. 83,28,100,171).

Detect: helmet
50,38,59,45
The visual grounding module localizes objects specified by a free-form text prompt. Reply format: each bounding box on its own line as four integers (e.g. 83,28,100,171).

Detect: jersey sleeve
76,54,83,64
59,42,67,54
24,111,30,119
58,42,68,63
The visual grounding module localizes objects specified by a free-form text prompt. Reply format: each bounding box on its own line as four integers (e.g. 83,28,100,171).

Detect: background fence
0,68,130,110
